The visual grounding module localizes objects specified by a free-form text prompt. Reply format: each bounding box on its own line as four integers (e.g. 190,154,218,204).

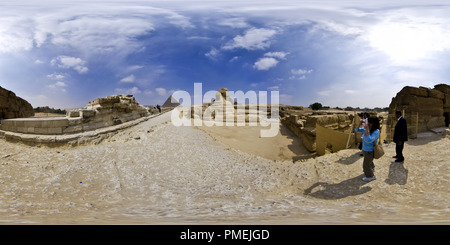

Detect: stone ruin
0,86,34,119
280,108,356,153
190,88,273,124
387,84,450,138
0,94,150,136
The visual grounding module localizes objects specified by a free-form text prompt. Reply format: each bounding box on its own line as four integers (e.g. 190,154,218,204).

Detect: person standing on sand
393,110,408,162
355,116,380,182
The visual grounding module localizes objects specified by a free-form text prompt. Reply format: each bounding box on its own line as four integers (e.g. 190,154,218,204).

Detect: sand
0,111,449,224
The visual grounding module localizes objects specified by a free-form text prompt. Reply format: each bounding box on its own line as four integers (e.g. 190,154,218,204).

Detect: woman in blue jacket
355,116,380,182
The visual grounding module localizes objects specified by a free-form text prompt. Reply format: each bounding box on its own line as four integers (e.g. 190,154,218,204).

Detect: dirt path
0,112,448,224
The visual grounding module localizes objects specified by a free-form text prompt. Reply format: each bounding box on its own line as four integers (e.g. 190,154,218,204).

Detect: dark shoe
392,155,399,158
395,158,404,163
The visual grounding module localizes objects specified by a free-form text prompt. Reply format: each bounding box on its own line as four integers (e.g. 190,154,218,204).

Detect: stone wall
0,86,34,119
387,84,450,138
0,94,149,135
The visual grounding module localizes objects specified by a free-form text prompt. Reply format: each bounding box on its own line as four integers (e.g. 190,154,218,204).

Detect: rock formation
387,84,450,137
0,86,34,119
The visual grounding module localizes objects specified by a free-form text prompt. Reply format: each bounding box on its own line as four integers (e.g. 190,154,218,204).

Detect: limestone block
0,86,34,119
17,127,28,133
444,94,450,108
67,110,81,117
81,110,96,119
34,128,49,134
302,133,316,152
68,117,83,126
426,116,445,129
428,89,445,100
399,86,429,97
446,128,450,138
434,84,450,94
1,125,12,131
50,119,69,128
23,120,42,128
47,127,63,135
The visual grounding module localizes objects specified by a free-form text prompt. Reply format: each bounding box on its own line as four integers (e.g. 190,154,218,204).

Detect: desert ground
0,111,448,224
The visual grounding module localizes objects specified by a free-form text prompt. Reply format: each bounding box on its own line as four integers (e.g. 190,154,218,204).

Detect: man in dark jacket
393,110,408,162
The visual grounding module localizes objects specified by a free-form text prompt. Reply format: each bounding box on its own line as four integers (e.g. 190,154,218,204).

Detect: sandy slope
0,111,448,224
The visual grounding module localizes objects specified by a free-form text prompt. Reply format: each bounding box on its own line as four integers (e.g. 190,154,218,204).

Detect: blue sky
1,0,450,109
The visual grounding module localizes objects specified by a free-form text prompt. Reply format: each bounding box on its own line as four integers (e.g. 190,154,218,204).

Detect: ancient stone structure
387,84,450,138
0,86,34,119
281,111,355,152
0,95,149,136
190,88,272,124
162,95,180,108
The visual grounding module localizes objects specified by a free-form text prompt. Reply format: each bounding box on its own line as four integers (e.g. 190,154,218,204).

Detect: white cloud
253,57,279,70
289,75,306,80
155,87,167,96
0,3,193,57
291,68,313,75
115,86,141,95
223,28,277,50
264,51,289,59
120,74,136,83
126,65,144,72
205,47,220,60
47,73,65,80
218,17,249,28
48,81,67,92
229,56,240,62
267,86,279,91
51,55,88,74
317,90,331,96
290,68,313,80
0,16,34,53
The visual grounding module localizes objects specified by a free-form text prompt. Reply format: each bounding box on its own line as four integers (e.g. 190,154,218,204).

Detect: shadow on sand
279,125,316,161
304,174,371,200
406,133,444,146
336,151,362,165
385,161,408,185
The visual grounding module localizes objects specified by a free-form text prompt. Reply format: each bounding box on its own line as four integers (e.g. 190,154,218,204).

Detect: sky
1,0,450,109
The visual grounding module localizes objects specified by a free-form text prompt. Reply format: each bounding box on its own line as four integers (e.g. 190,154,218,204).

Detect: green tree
309,102,323,110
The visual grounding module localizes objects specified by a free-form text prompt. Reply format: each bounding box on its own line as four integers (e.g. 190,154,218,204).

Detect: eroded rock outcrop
0,86,34,119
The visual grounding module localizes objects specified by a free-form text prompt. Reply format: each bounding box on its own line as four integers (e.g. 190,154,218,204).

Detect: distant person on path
393,110,408,162
355,116,380,182
156,104,161,113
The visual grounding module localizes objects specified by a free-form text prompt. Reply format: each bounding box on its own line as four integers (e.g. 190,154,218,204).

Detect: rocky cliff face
0,86,34,119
